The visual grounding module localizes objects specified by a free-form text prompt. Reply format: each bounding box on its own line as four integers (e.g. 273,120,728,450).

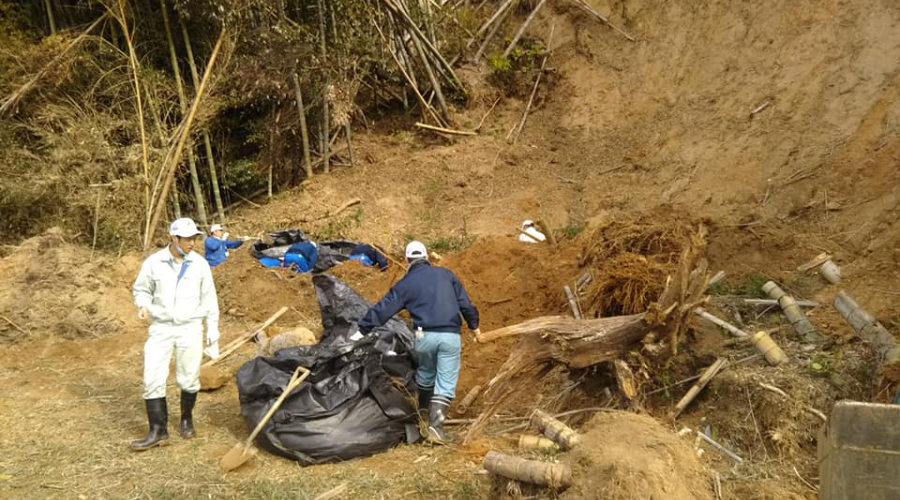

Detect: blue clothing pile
259,241,318,273
348,244,389,271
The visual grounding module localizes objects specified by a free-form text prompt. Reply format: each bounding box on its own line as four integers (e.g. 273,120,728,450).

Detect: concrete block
818,401,900,500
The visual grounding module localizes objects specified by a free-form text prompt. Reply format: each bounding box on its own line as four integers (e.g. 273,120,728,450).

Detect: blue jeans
414,331,461,404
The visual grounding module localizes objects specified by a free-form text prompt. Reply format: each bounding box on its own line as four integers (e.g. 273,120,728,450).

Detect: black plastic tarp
250,229,360,273
235,274,418,465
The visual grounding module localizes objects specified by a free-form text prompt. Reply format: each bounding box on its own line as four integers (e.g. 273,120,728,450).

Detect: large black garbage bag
235,274,418,465
250,229,360,273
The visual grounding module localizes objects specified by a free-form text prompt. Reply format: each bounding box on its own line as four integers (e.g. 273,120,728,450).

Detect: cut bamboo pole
563,285,582,319
145,30,226,247
672,358,726,417
474,0,516,62
694,308,748,338
455,385,482,415
743,298,819,308
180,17,225,222
385,0,465,91
291,73,314,178
203,306,289,368
483,451,571,488
762,281,822,343
536,219,556,245
530,409,580,450
502,0,546,58
414,122,476,136
518,435,557,450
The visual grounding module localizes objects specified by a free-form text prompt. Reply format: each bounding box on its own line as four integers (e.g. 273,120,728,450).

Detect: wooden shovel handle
243,365,311,446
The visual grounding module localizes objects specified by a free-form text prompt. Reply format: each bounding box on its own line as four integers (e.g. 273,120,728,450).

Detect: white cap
522,220,535,230
405,241,427,260
169,218,203,238
209,224,223,233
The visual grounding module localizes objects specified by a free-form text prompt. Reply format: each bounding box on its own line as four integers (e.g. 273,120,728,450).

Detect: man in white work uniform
130,218,220,451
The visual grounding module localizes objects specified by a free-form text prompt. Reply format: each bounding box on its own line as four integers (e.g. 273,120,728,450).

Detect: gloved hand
138,306,150,321
472,328,482,342
204,342,220,359
241,236,252,241
223,232,230,240
349,330,364,341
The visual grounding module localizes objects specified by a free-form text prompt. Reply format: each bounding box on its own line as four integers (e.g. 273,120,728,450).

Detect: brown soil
2,0,900,498
561,411,714,500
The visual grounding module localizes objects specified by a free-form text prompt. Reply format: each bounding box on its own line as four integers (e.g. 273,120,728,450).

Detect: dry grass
583,252,668,317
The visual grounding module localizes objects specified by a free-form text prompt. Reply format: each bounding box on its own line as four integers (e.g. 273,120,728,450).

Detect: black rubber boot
426,400,451,444
180,390,197,439
130,398,169,451
417,386,434,418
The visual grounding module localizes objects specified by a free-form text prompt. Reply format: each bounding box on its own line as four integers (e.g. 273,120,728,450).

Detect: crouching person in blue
348,243,389,271
353,241,480,443
204,224,246,267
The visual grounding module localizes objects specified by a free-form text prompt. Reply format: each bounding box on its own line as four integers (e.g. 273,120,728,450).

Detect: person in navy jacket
354,241,480,443
204,224,246,267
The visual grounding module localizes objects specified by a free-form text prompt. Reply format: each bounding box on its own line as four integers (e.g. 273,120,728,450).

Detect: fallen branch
743,298,819,308
697,431,743,463
645,354,762,396
694,308,748,338
1,314,29,336
476,97,501,131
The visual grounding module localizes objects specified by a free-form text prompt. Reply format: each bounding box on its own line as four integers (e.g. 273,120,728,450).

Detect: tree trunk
180,17,225,222
292,73,313,178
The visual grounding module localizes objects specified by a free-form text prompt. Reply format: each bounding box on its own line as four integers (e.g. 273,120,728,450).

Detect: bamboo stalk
146,30,226,248
180,17,226,222
510,23,554,144
115,0,151,249
292,73,314,178
317,0,331,174
0,14,106,117
44,0,57,34
530,409,580,450
383,0,465,91
474,0,516,62
502,0,546,58
158,0,207,230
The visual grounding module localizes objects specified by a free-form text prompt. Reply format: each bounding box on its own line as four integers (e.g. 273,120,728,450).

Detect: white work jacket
133,247,219,329
518,227,546,243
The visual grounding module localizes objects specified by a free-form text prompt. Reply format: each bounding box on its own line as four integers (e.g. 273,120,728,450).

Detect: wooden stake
483,451,572,488
672,358,726,417
536,219,556,245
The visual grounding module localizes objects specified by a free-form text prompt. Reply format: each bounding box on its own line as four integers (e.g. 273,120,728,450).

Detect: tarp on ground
250,229,360,273
235,274,418,465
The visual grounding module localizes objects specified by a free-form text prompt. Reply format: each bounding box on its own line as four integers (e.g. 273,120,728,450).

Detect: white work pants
142,321,203,399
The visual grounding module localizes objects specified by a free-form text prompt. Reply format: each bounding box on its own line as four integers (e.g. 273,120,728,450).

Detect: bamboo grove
0,0,625,250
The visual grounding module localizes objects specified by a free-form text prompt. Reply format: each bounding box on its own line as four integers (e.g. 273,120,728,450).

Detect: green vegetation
316,208,364,240
708,274,770,297
558,223,586,240
425,235,477,253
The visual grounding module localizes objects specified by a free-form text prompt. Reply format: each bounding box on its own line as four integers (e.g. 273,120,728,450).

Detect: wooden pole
563,285,582,319
146,30,226,248
203,307,289,368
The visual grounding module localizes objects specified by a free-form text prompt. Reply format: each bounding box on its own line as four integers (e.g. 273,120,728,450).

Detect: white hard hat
405,240,427,260
522,220,535,230
169,218,203,238
209,224,223,233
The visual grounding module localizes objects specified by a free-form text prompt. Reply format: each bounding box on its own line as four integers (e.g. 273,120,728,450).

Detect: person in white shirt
518,220,546,243
130,218,220,451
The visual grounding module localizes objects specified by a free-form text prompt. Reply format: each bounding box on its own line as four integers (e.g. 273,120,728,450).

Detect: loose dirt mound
561,411,714,500
0,228,138,343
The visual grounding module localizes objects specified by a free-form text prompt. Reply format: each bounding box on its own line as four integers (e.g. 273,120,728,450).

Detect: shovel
219,365,310,472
